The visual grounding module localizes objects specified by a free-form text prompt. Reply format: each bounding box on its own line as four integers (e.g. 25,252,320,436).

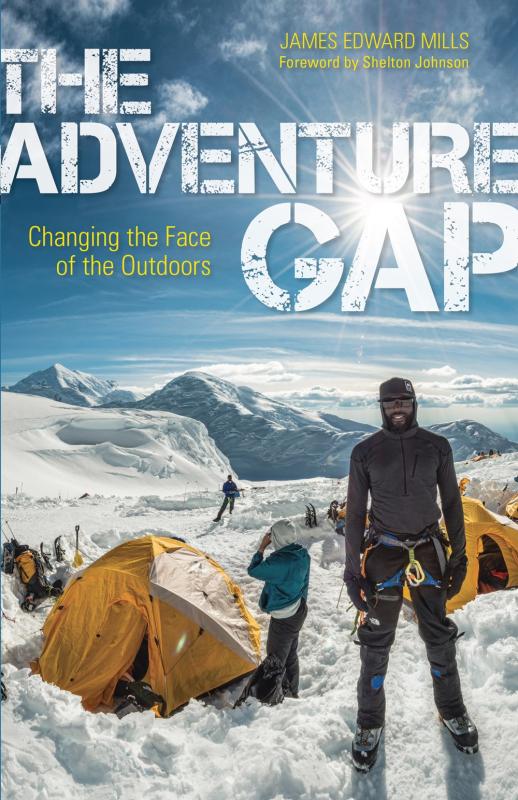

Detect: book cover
1,1,517,798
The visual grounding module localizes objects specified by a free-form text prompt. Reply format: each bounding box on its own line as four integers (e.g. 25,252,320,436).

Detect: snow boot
352,725,384,772
114,679,165,716
441,714,478,754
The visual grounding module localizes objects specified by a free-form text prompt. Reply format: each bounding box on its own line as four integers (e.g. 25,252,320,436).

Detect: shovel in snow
73,525,84,568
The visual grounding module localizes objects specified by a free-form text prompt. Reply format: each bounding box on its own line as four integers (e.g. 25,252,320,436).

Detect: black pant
357,541,466,728
266,598,308,695
215,496,235,519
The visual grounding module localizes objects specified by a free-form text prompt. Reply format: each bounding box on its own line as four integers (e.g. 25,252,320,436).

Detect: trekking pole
336,582,345,609
73,525,84,568
5,521,17,539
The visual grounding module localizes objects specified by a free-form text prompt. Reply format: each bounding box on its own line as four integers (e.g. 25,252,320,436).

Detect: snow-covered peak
8,364,141,408
428,420,518,460
137,371,375,480
142,371,352,429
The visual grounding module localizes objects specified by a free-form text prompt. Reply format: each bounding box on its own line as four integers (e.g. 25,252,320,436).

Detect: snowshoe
441,714,479,754
1,541,16,575
352,725,384,773
54,536,65,562
40,542,53,571
304,504,318,529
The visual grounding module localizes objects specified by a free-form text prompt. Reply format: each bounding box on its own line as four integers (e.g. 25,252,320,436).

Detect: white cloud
164,0,200,33
275,386,378,408
402,72,485,123
71,0,129,20
158,79,208,117
8,0,129,28
422,365,457,377
274,371,518,411
416,374,518,407
135,78,209,131
132,361,300,391
219,38,267,61
200,361,300,385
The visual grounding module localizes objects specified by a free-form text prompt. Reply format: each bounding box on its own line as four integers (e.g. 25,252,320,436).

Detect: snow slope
7,364,141,407
2,452,518,800
1,393,232,497
134,371,376,481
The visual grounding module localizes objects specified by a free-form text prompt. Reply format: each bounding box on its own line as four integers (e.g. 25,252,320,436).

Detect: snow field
1,393,232,498
2,463,518,800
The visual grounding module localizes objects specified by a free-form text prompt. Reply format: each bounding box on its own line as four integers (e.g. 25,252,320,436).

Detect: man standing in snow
247,519,310,698
213,474,239,522
344,377,478,772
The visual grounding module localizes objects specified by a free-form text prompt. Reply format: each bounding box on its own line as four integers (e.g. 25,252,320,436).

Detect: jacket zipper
400,439,407,495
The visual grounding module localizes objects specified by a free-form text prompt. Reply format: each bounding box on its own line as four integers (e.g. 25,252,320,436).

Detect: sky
1,0,517,438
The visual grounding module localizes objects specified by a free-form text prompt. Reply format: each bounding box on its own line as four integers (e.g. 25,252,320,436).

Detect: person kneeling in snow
246,519,310,699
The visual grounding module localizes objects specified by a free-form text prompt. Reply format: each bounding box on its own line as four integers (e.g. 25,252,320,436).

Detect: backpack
13,543,62,611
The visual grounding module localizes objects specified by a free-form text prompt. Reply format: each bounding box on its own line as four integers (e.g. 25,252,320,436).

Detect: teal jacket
247,543,310,613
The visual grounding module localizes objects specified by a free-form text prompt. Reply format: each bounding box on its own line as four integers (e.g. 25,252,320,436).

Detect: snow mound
1,393,232,498
454,452,518,511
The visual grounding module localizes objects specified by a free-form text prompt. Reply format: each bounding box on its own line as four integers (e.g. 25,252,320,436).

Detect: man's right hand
343,568,369,612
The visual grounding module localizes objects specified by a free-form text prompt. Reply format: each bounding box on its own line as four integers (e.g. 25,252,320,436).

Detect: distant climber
213,474,240,522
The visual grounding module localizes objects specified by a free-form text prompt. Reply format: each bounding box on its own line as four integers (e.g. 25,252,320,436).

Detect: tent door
477,535,509,593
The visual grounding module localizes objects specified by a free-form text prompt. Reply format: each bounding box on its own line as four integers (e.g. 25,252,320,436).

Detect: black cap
379,377,416,401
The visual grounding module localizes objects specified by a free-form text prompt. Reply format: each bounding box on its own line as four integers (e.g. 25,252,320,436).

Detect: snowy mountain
1,392,231,497
7,364,141,407
134,372,375,480
429,420,518,460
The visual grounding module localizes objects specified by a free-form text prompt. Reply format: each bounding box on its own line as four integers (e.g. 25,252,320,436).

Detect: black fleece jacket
345,424,466,576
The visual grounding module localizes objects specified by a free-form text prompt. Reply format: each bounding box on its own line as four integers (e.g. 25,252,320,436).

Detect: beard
387,411,412,432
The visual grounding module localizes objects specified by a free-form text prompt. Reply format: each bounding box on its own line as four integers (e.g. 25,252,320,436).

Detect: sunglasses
381,399,414,411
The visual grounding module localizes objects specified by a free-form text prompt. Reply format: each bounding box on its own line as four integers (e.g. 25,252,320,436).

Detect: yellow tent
445,497,518,611
505,492,518,522
32,535,261,716
403,497,518,612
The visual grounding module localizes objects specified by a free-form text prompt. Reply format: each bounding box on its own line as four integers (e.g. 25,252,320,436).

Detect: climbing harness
360,525,448,600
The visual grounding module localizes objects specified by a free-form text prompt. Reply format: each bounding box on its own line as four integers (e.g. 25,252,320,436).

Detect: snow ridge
136,371,375,480
8,364,141,407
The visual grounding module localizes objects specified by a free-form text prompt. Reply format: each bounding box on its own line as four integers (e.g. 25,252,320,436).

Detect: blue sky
1,0,517,438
